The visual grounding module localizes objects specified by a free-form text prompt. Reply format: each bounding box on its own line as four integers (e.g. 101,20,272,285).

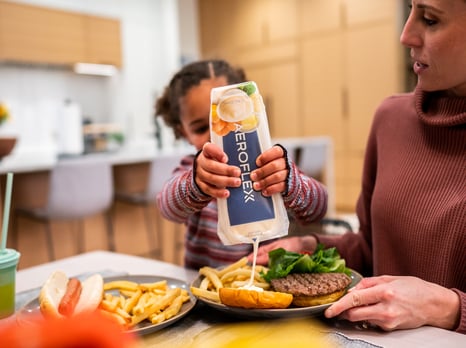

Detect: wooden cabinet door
246,62,300,138
0,1,86,64
265,0,298,42
199,0,265,57
301,34,345,151
298,0,341,34
84,15,122,67
340,0,404,208
0,2,122,67
345,24,403,153
199,0,298,56
197,0,405,211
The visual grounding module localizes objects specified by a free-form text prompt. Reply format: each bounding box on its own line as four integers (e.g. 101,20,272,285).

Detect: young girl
155,59,327,269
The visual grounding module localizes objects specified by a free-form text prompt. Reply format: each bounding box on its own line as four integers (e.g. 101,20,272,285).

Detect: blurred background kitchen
0,0,413,269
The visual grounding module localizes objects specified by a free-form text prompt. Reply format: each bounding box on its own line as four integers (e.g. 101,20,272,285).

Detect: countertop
0,143,194,174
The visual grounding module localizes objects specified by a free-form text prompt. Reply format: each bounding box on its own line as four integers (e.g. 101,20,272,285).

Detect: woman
254,0,465,333
155,59,326,270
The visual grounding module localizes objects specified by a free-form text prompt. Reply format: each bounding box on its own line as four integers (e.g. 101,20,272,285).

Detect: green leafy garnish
262,244,351,282
238,82,256,95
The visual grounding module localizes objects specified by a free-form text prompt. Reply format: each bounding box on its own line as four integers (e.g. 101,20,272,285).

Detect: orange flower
0,102,10,125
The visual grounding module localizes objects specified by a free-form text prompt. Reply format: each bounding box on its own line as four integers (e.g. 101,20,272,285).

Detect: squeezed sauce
240,237,263,292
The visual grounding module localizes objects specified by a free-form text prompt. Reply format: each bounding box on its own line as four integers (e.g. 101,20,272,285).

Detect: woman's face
178,76,228,151
400,0,466,96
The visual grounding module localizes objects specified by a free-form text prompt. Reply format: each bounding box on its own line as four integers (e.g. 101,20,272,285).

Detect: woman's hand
248,236,317,265
325,275,460,331
251,145,288,196
194,142,241,198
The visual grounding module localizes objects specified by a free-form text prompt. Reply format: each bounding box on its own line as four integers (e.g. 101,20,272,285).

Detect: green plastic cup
0,248,20,319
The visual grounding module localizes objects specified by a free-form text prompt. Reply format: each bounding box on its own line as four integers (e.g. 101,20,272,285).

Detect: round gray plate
191,270,362,319
16,275,197,335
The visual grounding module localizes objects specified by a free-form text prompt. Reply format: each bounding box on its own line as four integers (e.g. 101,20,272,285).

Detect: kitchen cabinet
300,0,405,210
0,1,121,67
245,62,300,138
199,0,299,58
0,1,86,65
84,14,122,67
198,0,405,212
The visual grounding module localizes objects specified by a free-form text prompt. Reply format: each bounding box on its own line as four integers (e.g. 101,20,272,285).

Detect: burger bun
219,288,293,309
292,289,347,307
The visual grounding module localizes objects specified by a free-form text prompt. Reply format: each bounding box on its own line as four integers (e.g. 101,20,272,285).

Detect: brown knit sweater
317,87,466,333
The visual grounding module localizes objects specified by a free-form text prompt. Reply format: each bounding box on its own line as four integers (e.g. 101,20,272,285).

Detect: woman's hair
155,59,246,139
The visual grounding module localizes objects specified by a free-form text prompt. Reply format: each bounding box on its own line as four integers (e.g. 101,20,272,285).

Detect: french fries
190,257,270,303
99,279,190,328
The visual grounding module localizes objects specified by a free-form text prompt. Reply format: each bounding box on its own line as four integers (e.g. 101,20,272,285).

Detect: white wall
0,0,189,157
178,0,200,65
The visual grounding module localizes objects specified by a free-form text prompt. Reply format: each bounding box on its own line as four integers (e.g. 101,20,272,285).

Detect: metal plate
191,270,362,319
16,275,197,335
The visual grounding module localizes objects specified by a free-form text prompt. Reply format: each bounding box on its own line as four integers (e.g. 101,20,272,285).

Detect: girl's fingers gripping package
210,81,289,245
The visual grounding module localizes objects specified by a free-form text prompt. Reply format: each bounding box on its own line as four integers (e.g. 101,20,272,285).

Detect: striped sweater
156,154,327,269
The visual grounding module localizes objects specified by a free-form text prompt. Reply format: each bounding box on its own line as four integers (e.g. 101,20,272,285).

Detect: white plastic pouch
210,81,289,245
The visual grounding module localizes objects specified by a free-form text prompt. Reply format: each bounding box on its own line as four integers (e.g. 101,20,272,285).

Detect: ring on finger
351,292,362,307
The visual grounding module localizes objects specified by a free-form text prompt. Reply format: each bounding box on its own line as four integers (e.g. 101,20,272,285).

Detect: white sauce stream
240,237,263,292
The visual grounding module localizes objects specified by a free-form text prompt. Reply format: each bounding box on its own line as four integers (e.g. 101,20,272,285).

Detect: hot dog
39,270,104,319
57,278,82,317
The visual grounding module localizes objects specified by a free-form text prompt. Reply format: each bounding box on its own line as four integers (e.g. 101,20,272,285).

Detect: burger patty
270,273,352,297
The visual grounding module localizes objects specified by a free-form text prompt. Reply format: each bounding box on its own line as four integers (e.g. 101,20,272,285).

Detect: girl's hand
194,142,241,198
251,145,289,196
325,275,460,331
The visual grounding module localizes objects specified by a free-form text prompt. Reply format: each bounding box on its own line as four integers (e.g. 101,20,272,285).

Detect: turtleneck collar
415,86,466,127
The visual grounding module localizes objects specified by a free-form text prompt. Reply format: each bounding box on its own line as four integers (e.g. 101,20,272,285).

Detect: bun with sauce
219,287,293,309
39,270,104,318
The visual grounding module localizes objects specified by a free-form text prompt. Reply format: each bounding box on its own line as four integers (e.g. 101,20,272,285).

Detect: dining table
4,250,465,348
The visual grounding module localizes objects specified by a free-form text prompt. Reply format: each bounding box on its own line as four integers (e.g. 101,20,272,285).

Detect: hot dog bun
39,271,104,318
74,274,104,314
39,270,69,318
219,288,293,309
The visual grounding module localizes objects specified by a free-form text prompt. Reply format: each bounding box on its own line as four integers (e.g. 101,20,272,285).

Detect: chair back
275,136,335,216
45,155,114,219
297,136,335,216
146,153,186,199
297,137,330,179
